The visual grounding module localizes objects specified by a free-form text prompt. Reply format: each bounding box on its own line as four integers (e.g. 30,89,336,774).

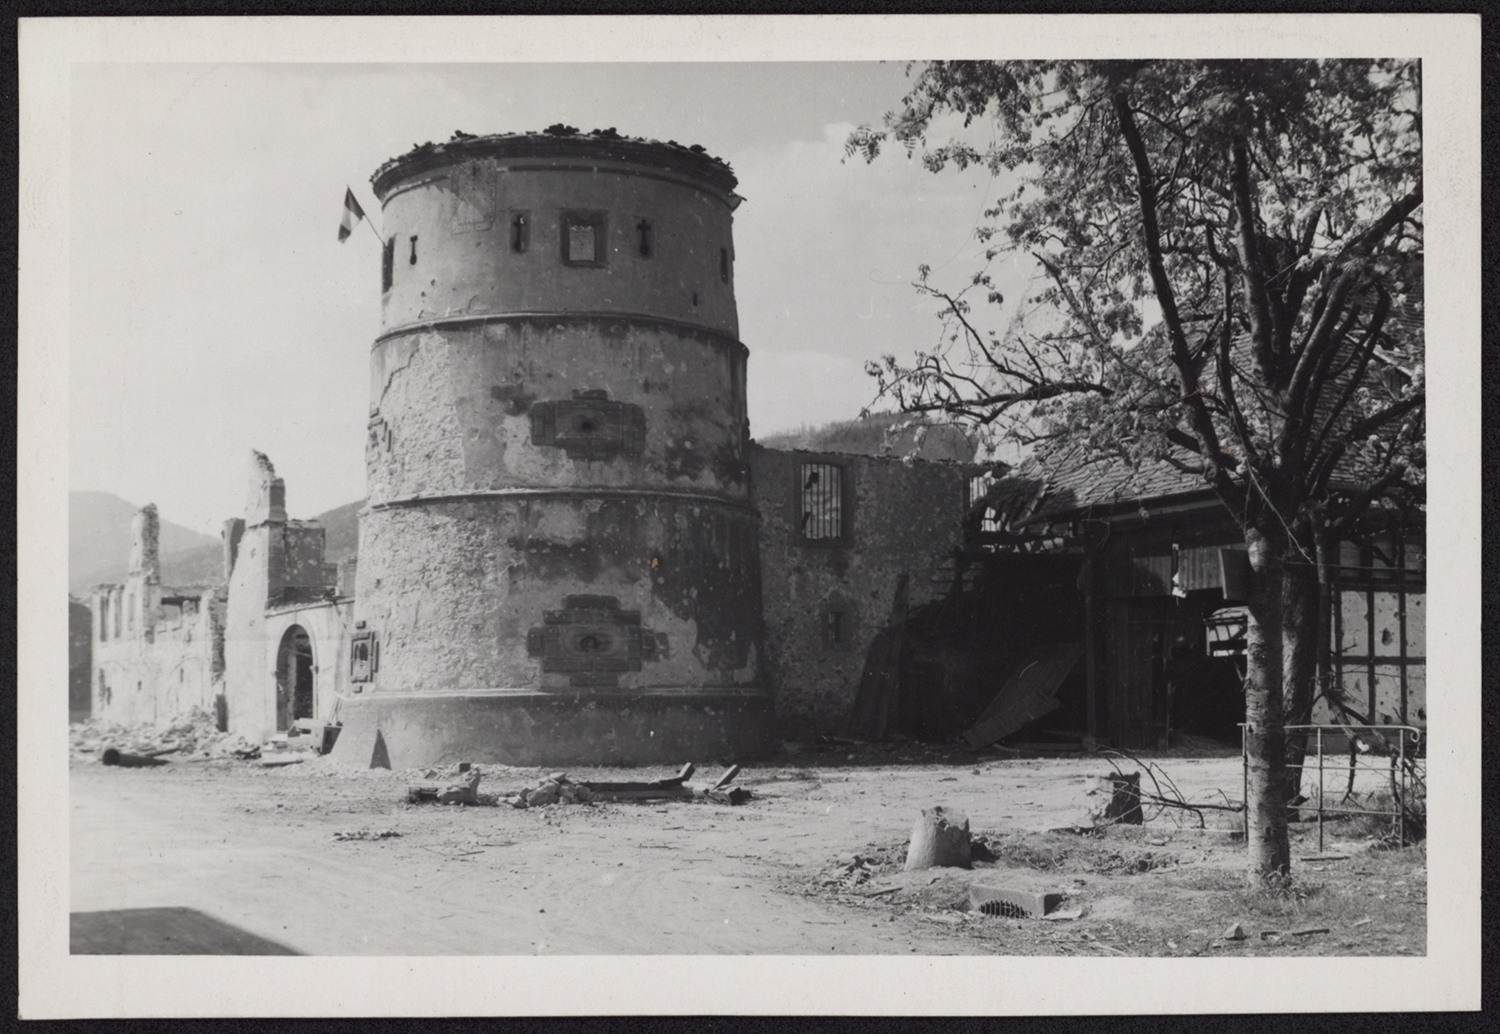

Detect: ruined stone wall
91,585,222,727
280,523,339,591
262,599,356,726
749,445,968,737
224,452,343,742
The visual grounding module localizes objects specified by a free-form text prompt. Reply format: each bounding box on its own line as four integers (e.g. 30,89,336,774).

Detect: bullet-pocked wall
335,131,772,768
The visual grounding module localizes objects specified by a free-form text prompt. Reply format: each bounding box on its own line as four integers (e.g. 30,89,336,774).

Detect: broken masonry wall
86,504,222,727
262,598,355,735
89,587,219,727
225,450,344,743
749,444,967,739
225,501,278,740
281,522,339,590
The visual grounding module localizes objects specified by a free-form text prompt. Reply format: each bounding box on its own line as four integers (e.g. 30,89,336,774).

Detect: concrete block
968,883,1063,918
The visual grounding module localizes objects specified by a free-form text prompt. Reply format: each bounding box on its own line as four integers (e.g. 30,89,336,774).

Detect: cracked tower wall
332,131,771,768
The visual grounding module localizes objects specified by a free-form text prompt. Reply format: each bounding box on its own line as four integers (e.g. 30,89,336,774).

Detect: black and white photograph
18,14,1481,1018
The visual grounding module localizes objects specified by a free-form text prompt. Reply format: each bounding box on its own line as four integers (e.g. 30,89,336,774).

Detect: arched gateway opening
274,626,314,732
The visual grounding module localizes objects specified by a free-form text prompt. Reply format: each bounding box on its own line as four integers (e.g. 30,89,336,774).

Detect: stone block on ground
968,882,1064,918
904,805,972,871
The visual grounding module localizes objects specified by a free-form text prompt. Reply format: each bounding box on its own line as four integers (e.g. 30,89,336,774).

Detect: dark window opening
511,212,529,253
637,219,653,257
720,247,730,283
381,236,395,292
799,462,847,541
822,607,853,650
408,236,419,265
561,211,607,266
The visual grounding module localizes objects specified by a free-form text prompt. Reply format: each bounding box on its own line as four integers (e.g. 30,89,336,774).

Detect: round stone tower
333,129,771,768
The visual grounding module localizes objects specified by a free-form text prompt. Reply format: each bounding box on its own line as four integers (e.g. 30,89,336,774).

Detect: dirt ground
69,737,1426,957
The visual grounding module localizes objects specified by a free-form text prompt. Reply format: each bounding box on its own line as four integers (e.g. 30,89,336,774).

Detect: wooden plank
963,694,1062,749
969,643,1084,727
962,642,1082,747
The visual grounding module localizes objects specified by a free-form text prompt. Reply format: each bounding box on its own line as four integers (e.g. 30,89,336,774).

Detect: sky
67,60,1027,534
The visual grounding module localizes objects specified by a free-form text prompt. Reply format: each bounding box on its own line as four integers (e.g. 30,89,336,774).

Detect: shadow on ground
70,907,302,955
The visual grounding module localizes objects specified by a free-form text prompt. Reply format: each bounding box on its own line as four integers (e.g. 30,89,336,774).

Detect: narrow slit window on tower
561,210,607,266
409,235,419,265
637,219,653,257
511,211,529,253
381,235,395,292
799,461,847,542
719,247,730,283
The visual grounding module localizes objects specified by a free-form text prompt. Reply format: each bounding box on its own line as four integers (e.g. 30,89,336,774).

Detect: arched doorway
274,626,314,732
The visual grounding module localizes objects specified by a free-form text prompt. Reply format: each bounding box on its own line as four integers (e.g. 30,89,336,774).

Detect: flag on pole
338,188,366,242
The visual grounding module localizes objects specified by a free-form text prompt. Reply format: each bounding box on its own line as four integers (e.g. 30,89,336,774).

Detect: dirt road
69,745,1419,957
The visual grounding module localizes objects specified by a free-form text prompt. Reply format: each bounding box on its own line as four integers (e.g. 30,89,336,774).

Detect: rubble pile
818,855,875,890
504,773,595,809
408,768,488,806
70,707,261,762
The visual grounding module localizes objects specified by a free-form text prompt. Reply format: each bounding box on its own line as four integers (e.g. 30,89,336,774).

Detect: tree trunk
1279,518,1323,815
1243,524,1291,881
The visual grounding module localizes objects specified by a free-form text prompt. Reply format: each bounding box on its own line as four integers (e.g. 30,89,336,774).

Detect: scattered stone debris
333,829,402,841
1224,922,1247,940
71,708,263,762
500,763,752,808
408,768,484,805
818,855,876,890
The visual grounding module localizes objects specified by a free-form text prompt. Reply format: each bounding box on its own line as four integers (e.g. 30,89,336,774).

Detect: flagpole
364,205,384,245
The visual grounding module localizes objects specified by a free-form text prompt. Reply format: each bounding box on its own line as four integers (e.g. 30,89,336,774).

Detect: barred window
799,462,846,541
967,474,1003,534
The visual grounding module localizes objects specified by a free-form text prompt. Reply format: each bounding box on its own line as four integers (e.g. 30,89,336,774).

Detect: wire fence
1242,722,1425,850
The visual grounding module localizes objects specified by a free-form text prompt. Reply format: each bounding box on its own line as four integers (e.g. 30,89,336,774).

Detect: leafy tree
849,59,1423,880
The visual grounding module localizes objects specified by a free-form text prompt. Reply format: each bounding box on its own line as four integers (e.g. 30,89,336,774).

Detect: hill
758,413,977,462
70,492,364,595
69,492,221,594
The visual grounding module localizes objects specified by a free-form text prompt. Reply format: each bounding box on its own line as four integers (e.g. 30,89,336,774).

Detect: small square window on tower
798,461,848,542
561,211,608,266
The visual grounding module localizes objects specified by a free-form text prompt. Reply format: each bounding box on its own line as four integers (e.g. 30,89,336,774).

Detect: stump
1071,772,1144,828
903,805,972,870
1103,773,1143,824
